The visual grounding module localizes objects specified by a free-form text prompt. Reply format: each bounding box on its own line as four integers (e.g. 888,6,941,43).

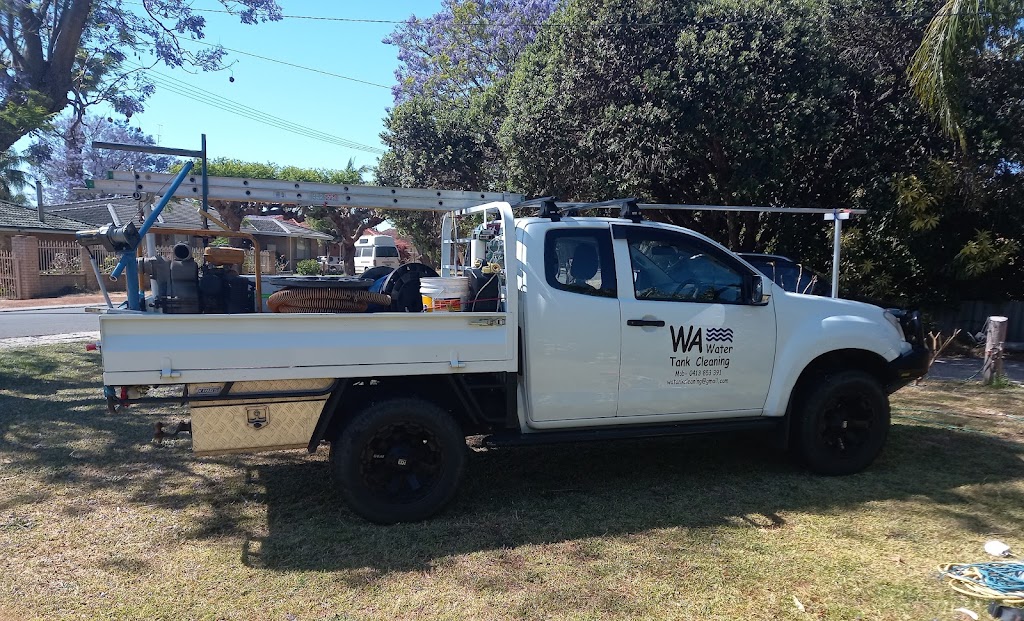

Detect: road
925,356,1023,383
0,307,101,339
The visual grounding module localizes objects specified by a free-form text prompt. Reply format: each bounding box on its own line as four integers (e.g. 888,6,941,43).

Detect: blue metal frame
110,161,195,310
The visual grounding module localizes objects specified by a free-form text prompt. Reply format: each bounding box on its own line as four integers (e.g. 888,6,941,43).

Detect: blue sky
21,0,443,175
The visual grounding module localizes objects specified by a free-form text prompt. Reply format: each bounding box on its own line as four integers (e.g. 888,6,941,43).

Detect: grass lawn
1,343,1022,620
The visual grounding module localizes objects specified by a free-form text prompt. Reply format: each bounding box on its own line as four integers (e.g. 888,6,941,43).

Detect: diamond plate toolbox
189,379,332,455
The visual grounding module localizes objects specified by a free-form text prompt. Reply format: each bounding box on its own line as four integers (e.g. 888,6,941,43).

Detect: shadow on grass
246,425,1024,576
3,344,1023,580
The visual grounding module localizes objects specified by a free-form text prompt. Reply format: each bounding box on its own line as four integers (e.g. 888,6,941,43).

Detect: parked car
738,253,828,296
317,255,343,274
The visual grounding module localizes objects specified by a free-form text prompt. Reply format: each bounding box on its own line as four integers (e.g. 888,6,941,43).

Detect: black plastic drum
374,263,438,312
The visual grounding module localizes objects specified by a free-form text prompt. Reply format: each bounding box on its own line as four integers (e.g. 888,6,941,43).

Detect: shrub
296,259,321,275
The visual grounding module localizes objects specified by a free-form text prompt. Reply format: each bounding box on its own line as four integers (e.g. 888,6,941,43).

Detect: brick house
0,200,117,299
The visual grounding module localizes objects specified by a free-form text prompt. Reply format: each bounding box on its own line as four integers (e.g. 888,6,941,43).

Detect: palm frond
908,0,986,149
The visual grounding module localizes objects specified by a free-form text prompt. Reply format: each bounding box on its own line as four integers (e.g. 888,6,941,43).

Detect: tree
498,0,1024,304
0,0,282,152
908,0,1024,147
0,149,28,204
376,96,499,268
380,0,557,265
384,0,559,103
300,161,380,275
28,114,172,203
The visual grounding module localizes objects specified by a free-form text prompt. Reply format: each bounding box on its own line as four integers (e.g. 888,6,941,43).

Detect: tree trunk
0,0,93,151
340,238,356,276
981,316,1008,384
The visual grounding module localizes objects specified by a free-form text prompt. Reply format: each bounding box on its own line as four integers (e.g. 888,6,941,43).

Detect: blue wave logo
705,328,734,342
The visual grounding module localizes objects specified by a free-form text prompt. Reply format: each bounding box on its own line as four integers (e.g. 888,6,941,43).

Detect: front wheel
330,398,466,524
793,370,890,475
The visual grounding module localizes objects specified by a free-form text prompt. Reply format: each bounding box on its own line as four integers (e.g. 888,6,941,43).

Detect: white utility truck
93,189,928,524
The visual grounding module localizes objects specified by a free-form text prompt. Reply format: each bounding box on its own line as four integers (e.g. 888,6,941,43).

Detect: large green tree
375,95,500,268
498,0,1024,305
377,1,556,266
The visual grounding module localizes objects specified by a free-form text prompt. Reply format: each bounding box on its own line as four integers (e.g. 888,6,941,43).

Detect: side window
544,229,617,298
621,228,750,304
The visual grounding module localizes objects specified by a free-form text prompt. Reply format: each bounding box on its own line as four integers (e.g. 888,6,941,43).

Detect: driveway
926,357,1024,382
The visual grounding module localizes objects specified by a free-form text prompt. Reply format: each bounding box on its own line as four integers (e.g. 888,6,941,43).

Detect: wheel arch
307,373,511,452
783,349,891,417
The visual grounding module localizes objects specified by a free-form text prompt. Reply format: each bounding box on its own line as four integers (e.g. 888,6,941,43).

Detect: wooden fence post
981,315,1008,384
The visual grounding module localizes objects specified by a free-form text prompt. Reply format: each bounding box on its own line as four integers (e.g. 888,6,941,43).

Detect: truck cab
353,234,400,274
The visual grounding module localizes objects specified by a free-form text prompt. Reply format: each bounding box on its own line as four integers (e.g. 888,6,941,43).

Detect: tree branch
141,0,186,63
47,0,92,94
18,3,45,77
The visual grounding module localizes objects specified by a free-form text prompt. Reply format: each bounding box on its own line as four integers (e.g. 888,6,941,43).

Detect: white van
353,234,401,274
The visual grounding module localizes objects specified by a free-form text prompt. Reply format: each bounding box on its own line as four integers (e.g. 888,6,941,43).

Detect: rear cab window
544,229,617,298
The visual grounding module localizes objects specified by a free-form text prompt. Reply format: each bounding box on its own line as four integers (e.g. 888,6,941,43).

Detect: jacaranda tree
0,0,282,151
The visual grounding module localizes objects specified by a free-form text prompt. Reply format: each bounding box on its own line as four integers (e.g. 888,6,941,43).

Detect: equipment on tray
266,277,392,313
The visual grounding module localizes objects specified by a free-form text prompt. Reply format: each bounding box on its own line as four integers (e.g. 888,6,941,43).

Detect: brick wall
10,236,41,299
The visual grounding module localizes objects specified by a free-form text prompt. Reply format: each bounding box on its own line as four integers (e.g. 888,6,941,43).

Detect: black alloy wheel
794,370,890,475
331,398,466,524
359,422,444,504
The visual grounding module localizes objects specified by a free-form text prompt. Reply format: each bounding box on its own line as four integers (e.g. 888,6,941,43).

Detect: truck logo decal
670,325,703,353
668,325,733,384
705,328,734,342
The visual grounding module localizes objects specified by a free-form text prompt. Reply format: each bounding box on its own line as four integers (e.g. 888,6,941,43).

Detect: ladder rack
87,170,524,211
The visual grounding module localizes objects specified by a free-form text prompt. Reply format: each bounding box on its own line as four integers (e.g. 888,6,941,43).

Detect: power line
121,1,406,24
120,1,981,27
144,76,382,152
126,63,386,154
136,65,380,149
181,39,391,89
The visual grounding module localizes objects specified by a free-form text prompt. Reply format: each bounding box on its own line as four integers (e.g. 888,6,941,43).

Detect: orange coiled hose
268,288,392,313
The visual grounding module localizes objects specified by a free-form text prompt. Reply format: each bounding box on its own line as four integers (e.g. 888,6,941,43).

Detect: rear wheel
793,370,890,475
330,398,466,524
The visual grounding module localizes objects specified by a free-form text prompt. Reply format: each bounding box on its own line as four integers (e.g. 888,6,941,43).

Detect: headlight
883,310,906,341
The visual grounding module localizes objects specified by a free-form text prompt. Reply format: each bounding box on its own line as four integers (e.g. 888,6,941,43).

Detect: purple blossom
384,0,559,102
29,115,175,203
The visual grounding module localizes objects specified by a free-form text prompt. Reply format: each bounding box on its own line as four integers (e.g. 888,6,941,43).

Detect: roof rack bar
637,204,868,215
512,196,558,209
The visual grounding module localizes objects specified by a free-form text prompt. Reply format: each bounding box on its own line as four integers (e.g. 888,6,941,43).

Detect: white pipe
88,253,113,308
831,212,842,298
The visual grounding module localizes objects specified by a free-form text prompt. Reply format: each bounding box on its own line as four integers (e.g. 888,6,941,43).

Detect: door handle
627,319,665,327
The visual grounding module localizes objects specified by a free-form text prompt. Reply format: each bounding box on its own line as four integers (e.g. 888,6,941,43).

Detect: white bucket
421,276,470,312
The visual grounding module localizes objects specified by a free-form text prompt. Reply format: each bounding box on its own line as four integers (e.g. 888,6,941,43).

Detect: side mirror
749,274,769,305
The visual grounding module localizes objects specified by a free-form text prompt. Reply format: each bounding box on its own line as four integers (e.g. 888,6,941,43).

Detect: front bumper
886,309,930,391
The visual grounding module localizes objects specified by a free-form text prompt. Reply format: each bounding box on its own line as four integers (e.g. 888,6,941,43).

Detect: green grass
1,343,1023,620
